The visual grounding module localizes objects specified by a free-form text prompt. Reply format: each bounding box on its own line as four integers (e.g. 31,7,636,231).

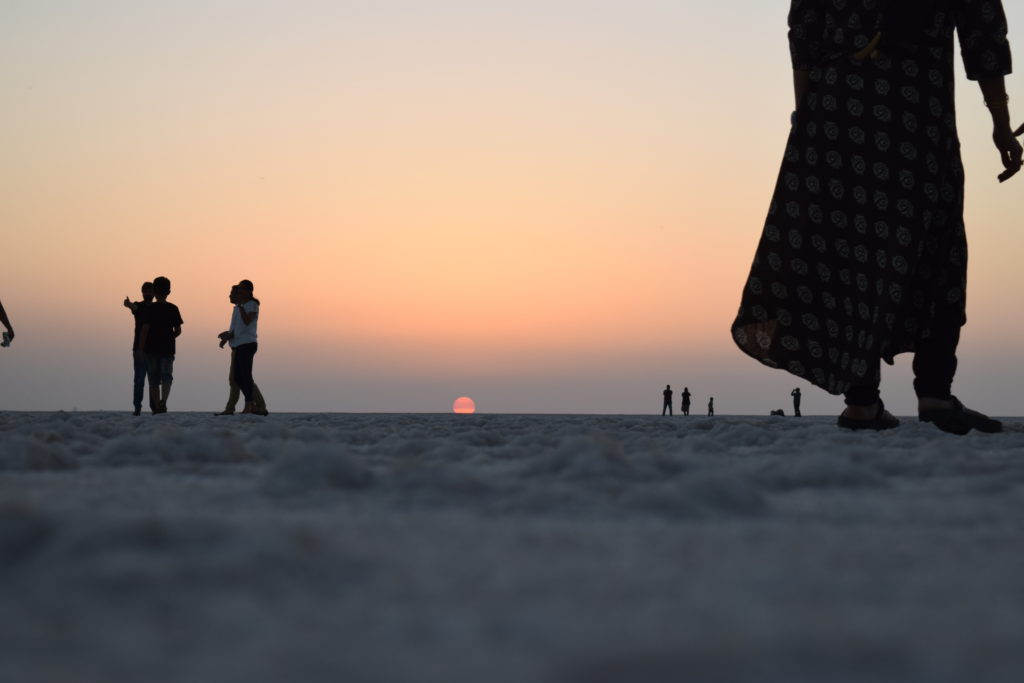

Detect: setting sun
453,397,476,414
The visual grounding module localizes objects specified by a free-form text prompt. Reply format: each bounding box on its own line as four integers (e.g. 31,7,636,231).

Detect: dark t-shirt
141,301,183,356
131,301,151,351
663,389,673,403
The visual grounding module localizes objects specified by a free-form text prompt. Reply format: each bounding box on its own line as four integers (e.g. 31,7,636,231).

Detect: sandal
919,396,1002,435
837,400,900,431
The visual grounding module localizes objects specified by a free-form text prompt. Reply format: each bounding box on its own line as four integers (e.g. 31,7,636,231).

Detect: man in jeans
123,282,155,416
137,276,183,414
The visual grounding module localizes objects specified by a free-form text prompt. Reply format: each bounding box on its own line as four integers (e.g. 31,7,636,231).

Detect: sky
1,0,1022,415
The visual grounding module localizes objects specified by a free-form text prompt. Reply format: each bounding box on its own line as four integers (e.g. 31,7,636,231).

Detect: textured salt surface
2,412,1024,683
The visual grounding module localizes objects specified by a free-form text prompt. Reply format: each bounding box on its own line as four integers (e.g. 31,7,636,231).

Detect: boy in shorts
137,276,183,414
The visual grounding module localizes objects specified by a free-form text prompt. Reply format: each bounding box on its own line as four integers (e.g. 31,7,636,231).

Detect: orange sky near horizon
2,1,1022,414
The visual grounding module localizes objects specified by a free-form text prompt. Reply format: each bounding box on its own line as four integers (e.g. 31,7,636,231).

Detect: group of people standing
662,385,713,417
124,278,266,416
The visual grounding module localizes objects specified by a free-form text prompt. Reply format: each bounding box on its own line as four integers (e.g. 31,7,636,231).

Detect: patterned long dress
731,0,1012,395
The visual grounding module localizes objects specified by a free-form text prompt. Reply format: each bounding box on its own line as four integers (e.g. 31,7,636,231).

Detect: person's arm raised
236,302,258,326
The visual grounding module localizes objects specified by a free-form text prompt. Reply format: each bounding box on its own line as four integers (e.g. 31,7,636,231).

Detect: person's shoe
214,409,235,416
155,401,168,414
919,396,1002,435
837,400,900,431
132,408,142,416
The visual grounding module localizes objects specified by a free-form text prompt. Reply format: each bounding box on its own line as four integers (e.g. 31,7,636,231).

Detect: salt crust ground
2,412,1024,683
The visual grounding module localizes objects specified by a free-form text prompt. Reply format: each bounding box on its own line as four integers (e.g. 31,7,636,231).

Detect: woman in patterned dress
732,0,1022,433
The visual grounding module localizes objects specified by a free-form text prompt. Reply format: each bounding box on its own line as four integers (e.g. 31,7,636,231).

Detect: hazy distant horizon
2,1,1022,417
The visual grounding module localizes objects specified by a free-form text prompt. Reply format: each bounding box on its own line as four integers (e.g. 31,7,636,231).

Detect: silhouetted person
662,385,673,416
791,388,802,417
123,282,155,416
732,1,1020,435
681,387,691,416
137,276,182,414
223,279,265,416
707,397,714,417
216,284,267,416
0,299,13,348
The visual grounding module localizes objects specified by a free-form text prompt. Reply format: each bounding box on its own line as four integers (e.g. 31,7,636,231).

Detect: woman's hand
995,123,1023,183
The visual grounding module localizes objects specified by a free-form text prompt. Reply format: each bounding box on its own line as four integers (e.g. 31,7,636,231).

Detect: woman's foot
919,396,1002,434
837,400,900,431
214,409,235,416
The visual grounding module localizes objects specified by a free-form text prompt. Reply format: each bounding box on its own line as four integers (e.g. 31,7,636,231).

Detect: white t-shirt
229,300,259,347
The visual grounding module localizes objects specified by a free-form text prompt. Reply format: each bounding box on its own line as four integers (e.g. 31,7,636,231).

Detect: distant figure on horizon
123,282,155,416
662,385,673,416
0,298,13,348
136,276,182,414
216,284,267,416
791,388,802,417
221,279,266,416
681,387,691,416
707,397,714,417
731,0,1019,435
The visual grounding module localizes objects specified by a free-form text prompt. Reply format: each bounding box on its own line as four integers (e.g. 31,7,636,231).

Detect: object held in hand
997,123,1024,183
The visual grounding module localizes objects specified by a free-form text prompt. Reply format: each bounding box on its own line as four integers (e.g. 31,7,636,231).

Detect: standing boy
137,276,183,414
662,385,673,416
123,282,155,415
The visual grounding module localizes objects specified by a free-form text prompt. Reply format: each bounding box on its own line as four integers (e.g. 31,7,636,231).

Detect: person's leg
133,353,147,413
838,354,900,429
913,310,961,403
220,349,240,414
914,311,1000,433
147,355,161,413
158,356,173,410
253,383,267,413
233,343,256,406
843,354,882,413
